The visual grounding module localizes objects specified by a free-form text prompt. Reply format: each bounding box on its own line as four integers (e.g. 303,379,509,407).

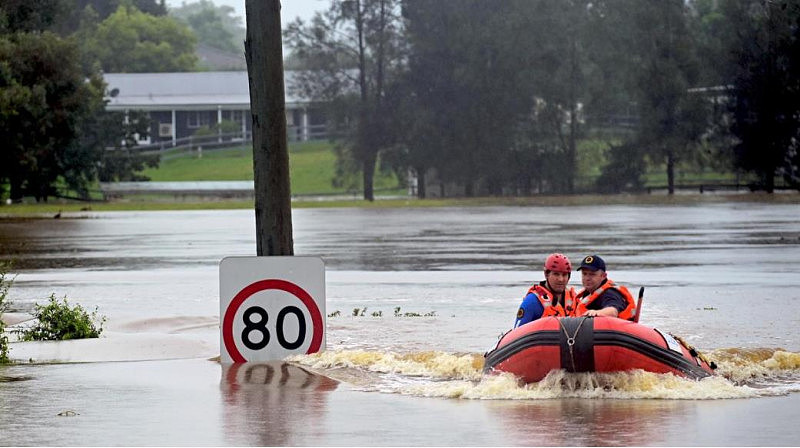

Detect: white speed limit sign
220,256,325,363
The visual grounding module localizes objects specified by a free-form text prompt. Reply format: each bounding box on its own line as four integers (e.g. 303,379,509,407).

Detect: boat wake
289,347,800,400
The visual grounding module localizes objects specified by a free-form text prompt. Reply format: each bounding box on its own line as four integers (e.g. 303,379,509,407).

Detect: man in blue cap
574,255,637,320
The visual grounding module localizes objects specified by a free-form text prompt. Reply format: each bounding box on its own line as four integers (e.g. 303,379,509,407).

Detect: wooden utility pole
245,0,293,255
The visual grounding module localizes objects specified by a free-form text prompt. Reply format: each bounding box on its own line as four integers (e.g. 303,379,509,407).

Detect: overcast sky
164,0,328,26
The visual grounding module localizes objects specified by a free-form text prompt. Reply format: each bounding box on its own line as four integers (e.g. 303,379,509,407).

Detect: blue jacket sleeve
514,292,544,328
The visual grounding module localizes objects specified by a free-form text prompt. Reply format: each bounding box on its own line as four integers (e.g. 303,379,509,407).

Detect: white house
103,71,327,146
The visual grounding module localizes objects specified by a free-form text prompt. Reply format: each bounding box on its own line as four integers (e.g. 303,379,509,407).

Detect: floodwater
1,201,800,446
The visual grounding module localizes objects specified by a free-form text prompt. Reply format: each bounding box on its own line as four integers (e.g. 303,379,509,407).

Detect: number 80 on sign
220,257,325,363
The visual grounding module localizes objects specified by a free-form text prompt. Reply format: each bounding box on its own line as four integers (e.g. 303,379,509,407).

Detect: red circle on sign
223,279,323,363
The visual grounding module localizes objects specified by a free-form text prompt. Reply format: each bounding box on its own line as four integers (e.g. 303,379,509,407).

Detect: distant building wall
104,71,328,146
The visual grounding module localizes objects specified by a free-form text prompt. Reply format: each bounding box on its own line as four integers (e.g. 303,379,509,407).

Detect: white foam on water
710,348,800,384
290,347,800,400
5,315,219,363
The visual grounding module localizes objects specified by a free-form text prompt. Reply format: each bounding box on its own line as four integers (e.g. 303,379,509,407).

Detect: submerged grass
1,191,799,218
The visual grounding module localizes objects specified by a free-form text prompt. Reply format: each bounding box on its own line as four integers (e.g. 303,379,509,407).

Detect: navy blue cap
578,255,606,271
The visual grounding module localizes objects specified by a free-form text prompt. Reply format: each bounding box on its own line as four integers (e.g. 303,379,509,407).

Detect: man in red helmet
514,253,577,327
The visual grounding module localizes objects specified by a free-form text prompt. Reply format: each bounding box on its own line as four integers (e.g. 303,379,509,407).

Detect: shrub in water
20,295,106,341
0,267,12,363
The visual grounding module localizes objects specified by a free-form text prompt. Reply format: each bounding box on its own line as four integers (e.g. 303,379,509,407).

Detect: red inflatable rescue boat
483,316,717,383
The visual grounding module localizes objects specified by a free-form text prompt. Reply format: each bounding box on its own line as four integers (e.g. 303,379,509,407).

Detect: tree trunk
764,169,775,193
355,0,376,202
566,33,578,195
667,150,675,195
245,0,294,256
415,165,427,199
567,106,577,194
9,177,23,203
465,181,474,197
362,151,376,201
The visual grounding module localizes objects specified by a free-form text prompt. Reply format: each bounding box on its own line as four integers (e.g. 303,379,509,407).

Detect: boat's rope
556,316,590,372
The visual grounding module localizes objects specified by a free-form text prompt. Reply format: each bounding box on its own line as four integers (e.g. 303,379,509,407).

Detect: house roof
103,71,310,111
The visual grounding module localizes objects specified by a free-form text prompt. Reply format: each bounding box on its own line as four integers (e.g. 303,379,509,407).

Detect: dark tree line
724,0,800,193
2,0,798,202
0,0,189,202
287,0,800,197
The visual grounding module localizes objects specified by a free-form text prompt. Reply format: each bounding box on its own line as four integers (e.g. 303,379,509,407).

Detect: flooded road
1,201,800,445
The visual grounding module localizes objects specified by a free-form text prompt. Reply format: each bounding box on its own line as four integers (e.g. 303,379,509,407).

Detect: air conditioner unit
158,123,173,137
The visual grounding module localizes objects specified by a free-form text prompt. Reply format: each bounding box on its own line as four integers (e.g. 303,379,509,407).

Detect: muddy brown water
1,202,799,445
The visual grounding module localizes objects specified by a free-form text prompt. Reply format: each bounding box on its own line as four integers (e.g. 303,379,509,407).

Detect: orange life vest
574,279,637,320
527,282,577,318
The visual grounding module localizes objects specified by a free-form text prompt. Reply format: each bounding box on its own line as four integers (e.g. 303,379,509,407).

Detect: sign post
220,256,325,363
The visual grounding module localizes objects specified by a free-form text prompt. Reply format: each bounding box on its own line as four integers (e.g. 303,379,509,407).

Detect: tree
245,0,293,255
80,4,197,73
1,1,162,201
627,0,709,195
284,0,405,201
723,0,800,191
50,0,167,35
88,110,160,184
169,0,245,53
401,0,546,197
0,0,62,32
0,31,96,201
527,0,598,194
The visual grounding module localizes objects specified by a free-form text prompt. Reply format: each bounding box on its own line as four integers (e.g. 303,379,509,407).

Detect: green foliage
192,126,217,138
0,27,155,199
19,295,105,341
595,142,646,193
723,0,800,191
329,307,434,319
0,0,62,32
401,0,542,196
0,31,97,202
168,0,244,53
0,323,7,363
92,109,161,183
80,4,197,72
624,0,710,194
284,0,405,200
0,265,14,364
215,119,242,135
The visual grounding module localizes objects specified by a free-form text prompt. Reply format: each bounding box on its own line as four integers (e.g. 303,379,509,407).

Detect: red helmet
544,253,572,273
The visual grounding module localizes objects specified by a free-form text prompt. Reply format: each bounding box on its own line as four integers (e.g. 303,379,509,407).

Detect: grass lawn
140,140,403,196
2,139,797,216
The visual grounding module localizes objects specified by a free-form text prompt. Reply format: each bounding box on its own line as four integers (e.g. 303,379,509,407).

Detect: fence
109,124,329,158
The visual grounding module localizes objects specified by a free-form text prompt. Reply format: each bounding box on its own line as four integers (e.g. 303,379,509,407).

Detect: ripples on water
289,347,800,400
2,204,800,445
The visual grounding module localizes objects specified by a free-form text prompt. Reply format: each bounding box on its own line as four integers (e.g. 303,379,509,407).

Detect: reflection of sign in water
220,362,338,445
223,362,338,391
220,257,325,363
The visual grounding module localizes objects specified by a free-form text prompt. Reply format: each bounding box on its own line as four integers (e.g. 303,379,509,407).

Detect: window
187,111,213,129
229,110,245,124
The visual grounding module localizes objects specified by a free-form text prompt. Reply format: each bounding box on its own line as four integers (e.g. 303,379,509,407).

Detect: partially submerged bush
0,267,12,363
19,295,106,341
